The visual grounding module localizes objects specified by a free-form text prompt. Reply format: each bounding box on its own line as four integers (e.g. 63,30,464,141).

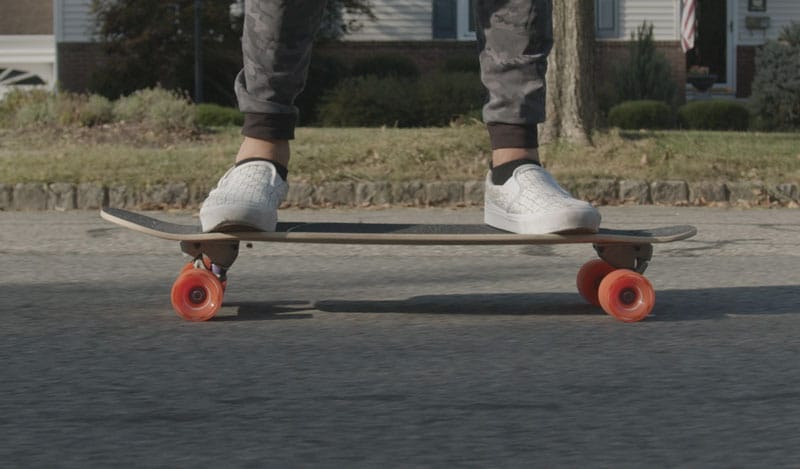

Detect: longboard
101,207,697,323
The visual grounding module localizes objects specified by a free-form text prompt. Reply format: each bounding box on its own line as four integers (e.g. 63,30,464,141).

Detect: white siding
619,0,680,40
343,0,432,41
0,35,57,97
596,0,680,41
737,0,800,45
55,0,95,43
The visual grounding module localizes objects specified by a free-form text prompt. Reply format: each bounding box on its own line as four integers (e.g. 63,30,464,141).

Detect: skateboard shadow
315,293,595,317
215,300,315,321
313,285,799,321
210,285,798,322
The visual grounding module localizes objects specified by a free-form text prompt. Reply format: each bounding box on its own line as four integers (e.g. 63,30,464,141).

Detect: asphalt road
1,206,799,467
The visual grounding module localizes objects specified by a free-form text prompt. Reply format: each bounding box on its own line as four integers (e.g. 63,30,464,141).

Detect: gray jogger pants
237,0,552,149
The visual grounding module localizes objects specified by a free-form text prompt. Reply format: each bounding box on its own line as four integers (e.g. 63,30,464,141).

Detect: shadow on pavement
311,285,799,322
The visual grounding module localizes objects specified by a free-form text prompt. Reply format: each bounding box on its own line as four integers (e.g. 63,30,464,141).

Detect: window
433,0,475,40
595,0,619,38
457,0,476,39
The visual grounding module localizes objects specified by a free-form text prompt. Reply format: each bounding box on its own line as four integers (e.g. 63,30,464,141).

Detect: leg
476,0,600,234
235,0,328,167
200,0,327,232
476,0,552,162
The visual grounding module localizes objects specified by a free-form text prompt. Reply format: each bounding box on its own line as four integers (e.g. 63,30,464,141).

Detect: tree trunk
540,0,596,146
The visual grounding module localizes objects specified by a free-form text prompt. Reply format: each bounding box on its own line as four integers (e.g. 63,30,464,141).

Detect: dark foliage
608,100,675,130
678,101,750,131
750,22,800,130
612,22,676,107
90,0,373,107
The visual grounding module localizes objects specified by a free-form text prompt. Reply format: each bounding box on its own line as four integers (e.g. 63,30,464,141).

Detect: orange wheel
170,269,224,321
576,259,616,307
598,269,655,322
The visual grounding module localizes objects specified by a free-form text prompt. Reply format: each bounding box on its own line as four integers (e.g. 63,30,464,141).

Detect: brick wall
316,40,479,72
0,0,52,34
56,42,106,93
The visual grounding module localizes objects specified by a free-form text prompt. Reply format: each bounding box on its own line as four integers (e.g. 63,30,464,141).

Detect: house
0,0,96,97
1,0,797,100
0,0,56,97
332,0,800,99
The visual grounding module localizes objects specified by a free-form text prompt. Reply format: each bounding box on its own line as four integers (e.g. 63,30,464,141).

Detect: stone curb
0,180,798,211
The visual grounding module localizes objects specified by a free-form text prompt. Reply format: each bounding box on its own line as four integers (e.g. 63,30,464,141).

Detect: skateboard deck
100,207,696,324
101,207,695,245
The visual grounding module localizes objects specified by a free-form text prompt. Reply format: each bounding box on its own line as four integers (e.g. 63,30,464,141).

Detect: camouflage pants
238,0,552,149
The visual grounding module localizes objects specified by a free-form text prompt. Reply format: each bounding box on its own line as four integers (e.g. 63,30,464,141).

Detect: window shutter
433,0,457,39
596,0,618,38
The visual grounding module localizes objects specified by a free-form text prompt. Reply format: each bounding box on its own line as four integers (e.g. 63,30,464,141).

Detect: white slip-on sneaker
484,164,601,234
199,160,288,232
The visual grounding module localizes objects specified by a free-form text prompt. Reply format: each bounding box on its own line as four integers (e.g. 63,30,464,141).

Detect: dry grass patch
1,124,798,188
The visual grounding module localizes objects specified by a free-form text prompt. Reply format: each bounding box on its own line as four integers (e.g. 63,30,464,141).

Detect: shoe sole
484,201,601,234
199,205,277,233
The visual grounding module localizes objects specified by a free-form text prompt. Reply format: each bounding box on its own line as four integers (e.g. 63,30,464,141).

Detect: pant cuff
242,113,297,141
486,123,539,150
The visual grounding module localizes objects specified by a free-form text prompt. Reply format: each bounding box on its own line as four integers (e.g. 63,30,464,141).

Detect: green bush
350,55,420,80
417,72,485,126
78,94,114,126
678,100,750,131
195,103,244,127
608,100,674,129
318,76,418,127
612,22,676,107
113,87,196,130
296,54,349,125
0,89,113,128
750,22,800,130
0,89,48,126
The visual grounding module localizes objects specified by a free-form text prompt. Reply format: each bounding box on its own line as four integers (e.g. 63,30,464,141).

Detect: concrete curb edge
1,179,798,211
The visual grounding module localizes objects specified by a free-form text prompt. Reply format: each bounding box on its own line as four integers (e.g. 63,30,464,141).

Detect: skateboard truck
180,240,240,271
593,243,653,273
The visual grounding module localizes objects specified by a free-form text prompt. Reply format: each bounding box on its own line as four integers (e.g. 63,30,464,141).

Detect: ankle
491,148,539,167
490,158,540,185
236,137,290,168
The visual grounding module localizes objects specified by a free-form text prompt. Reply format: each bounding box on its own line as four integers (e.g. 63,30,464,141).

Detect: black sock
236,158,289,181
490,159,539,185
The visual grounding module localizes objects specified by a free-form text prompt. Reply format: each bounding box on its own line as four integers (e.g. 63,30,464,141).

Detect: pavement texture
1,206,799,466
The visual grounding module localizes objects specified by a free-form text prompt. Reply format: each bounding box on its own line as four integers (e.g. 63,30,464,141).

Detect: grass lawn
1,124,798,187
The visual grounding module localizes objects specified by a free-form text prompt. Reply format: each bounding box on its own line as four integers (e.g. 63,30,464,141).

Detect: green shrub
417,72,485,126
0,89,112,128
442,56,480,73
350,55,420,79
0,89,48,126
750,22,800,130
608,100,674,129
113,87,196,129
78,94,114,126
318,76,417,127
195,103,244,127
612,22,676,107
296,54,349,125
3,89,54,127
678,100,750,130
53,93,113,127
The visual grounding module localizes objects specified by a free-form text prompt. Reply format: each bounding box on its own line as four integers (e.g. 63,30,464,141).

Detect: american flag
681,0,696,52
